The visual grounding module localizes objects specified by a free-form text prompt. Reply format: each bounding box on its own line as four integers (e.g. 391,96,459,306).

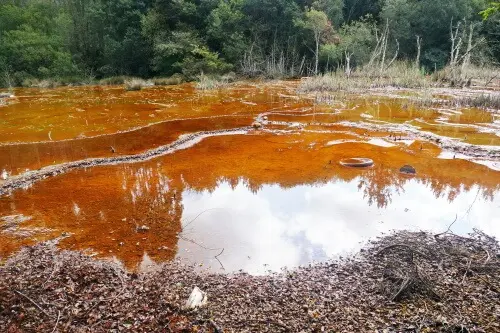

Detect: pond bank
1,230,499,332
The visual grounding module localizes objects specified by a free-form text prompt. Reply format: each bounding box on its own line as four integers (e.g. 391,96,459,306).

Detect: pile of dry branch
1,230,499,332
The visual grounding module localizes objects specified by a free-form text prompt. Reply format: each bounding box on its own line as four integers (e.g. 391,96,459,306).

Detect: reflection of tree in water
185,163,499,211
419,177,499,204
356,165,406,208
355,166,499,209
112,164,185,267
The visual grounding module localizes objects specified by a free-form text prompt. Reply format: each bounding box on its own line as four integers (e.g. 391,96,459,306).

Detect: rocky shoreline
1,230,499,332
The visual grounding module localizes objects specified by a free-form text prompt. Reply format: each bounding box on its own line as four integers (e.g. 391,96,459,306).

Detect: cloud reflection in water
178,179,500,275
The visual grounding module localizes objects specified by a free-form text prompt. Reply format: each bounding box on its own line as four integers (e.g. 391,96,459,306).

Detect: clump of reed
124,78,151,91
21,78,61,88
153,74,185,86
453,94,500,110
299,61,430,93
195,72,237,90
431,65,500,88
100,76,128,85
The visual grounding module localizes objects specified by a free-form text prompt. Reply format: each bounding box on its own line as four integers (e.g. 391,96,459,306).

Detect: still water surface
0,82,499,273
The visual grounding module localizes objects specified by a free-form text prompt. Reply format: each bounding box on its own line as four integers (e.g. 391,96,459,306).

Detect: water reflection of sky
178,179,500,275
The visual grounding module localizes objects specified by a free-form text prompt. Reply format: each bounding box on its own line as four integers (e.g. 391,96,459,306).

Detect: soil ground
1,230,499,332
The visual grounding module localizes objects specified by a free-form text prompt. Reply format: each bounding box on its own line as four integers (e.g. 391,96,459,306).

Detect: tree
480,2,500,19
0,2,78,85
320,17,375,69
298,8,332,74
380,0,477,69
312,0,344,27
207,0,248,64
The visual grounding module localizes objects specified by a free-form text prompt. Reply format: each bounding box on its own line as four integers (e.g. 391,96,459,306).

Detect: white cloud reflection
177,179,500,275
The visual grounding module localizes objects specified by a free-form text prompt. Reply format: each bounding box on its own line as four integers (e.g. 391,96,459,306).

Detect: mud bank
334,121,500,159
0,127,250,197
1,230,499,332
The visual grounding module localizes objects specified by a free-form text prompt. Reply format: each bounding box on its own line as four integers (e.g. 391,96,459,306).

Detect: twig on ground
51,310,61,333
209,319,224,333
434,214,458,238
462,259,472,284
480,247,491,265
15,290,51,318
391,276,412,301
376,244,429,259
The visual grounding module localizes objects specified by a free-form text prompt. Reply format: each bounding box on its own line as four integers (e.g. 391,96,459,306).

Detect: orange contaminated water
0,81,499,273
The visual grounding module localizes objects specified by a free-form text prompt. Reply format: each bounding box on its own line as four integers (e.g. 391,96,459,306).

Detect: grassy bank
1,230,499,332
299,63,500,92
3,74,188,90
3,63,499,93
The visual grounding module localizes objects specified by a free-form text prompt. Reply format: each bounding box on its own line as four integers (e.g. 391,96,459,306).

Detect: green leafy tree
207,0,248,63
380,0,477,69
320,17,375,69
480,2,500,19
0,2,78,85
312,0,344,27
297,9,332,74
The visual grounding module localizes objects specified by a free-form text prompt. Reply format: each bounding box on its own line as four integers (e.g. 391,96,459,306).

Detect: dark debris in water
1,230,499,332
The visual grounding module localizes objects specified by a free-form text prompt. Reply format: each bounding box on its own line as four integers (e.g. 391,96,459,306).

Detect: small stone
252,121,263,129
137,225,150,232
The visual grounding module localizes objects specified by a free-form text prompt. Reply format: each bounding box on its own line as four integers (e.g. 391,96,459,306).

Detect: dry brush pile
1,230,499,332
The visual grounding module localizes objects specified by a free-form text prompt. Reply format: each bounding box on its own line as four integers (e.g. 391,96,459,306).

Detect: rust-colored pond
1,82,499,274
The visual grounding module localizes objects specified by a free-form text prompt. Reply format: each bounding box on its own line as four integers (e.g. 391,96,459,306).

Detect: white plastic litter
184,286,207,309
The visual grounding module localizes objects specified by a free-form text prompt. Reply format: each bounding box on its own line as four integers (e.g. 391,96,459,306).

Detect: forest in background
0,0,499,87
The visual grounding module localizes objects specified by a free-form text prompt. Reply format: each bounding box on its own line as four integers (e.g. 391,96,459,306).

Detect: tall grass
195,73,236,90
100,76,128,85
124,78,151,91
299,61,430,92
153,74,185,86
241,48,306,79
454,94,500,110
431,65,500,87
21,78,61,88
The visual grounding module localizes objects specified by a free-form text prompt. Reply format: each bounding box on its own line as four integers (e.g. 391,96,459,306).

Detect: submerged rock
400,165,416,175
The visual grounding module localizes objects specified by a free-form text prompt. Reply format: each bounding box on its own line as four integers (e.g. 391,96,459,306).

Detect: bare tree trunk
379,20,389,74
386,40,400,70
461,23,474,73
415,36,422,68
368,27,383,68
449,19,464,85
345,51,353,78
314,33,320,75
449,19,463,68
